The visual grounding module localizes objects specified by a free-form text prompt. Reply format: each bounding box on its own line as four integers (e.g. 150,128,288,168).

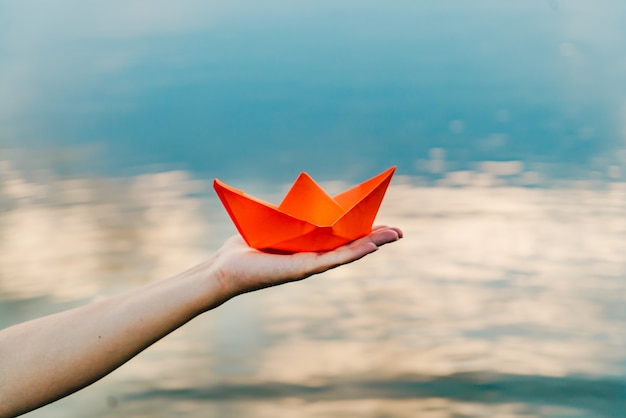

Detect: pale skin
0,225,402,417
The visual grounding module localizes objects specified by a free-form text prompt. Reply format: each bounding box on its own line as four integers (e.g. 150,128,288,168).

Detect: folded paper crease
213,166,395,252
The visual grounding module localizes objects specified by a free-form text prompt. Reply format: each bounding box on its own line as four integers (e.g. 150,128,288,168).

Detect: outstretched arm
0,226,402,417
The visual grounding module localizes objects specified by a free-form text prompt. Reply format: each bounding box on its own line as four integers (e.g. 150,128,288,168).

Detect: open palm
210,225,403,297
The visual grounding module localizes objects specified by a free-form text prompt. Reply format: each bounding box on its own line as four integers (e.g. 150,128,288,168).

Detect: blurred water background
2,1,626,417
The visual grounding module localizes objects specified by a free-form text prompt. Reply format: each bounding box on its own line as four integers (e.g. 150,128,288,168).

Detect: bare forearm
0,227,402,417
0,260,225,417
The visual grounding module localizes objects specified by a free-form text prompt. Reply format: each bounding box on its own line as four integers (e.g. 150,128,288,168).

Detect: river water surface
1,1,626,417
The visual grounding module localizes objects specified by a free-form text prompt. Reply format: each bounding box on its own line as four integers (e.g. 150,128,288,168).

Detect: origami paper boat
213,167,395,253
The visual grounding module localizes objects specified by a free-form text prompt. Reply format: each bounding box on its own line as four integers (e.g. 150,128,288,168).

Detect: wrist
177,256,235,314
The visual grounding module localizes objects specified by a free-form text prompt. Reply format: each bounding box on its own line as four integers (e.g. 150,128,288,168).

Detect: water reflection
2,1,626,178
2,1,626,415
1,151,624,417
0,157,217,302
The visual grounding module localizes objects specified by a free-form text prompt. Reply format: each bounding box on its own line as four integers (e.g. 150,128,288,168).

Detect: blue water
1,1,626,417
3,1,626,180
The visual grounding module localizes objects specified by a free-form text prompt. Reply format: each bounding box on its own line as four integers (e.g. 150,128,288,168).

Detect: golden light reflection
255,184,626,384
2,157,625,418
81,398,581,418
0,161,216,301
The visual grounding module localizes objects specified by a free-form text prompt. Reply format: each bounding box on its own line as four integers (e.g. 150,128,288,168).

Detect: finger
308,240,378,275
305,227,402,274
369,227,402,246
371,225,403,239
371,225,389,231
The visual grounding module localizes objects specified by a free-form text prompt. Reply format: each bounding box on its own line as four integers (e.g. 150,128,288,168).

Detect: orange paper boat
213,167,396,252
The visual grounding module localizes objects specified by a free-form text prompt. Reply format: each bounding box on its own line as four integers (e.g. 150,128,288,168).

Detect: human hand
208,225,403,299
